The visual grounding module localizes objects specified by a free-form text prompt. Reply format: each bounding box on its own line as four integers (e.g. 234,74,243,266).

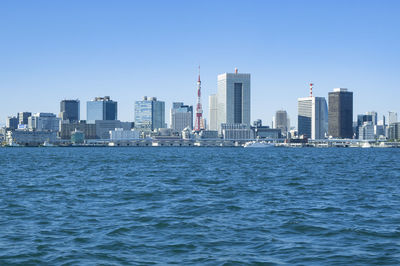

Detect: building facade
328,88,353,138
134,96,165,131
110,128,140,141
221,123,253,140
216,70,251,132
6,116,19,130
87,96,117,123
388,111,398,125
6,130,57,146
388,122,400,140
170,102,193,132
274,110,288,136
59,121,97,140
18,112,32,125
60,99,80,122
358,122,375,140
209,94,218,131
28,113,60,131
298,96,328,139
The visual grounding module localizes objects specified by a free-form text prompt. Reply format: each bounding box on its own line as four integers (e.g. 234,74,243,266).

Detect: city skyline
1,1,400,126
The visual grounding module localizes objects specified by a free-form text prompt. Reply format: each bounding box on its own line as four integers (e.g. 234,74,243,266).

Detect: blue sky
1,0,399,126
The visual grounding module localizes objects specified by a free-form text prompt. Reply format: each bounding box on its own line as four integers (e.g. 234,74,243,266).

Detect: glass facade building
328,88,353,138
170,102,193,132
87,96,117,123
298,96,328,139
134,96,165,131
60,99,80,122
216,71,251,132
18,112,32,125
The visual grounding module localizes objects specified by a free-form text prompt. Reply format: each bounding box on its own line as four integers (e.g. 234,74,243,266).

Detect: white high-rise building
209,94,218,131
298,96,328,139
216,69,250,132
388,111,398,125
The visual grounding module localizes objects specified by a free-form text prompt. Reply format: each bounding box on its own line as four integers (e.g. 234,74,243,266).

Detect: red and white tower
309,83,314,97
194,66,204,132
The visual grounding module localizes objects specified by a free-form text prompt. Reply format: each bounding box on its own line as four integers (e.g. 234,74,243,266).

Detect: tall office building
87,96,117,123
366,111,377,125
388,111,398,125
28,113,60,131
170,102,193,132
18,112,32,125
298,96,328,139
60,99,80,122
216,69,250,132
388,122,400,140
274,110,288,136
328,88,353,138
134,96,165,131
6,116,19,130
209,94,218,131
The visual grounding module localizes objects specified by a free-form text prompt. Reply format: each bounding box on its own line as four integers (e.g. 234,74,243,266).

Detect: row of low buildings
2,69,400,146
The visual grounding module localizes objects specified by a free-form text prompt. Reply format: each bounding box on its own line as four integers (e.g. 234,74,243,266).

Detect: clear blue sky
1,0,399,126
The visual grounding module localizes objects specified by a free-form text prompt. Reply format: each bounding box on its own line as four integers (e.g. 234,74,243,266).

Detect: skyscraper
134,96,165,131
328,88,353,138
18,112,31,125
60,99,80,122
6,116,19,130
388,111,398,125
216,69,250,132
366,111,377,125
209,94,218,131
170,102,193,132
298,96,328,139
274,110,288,136
87,96,117,123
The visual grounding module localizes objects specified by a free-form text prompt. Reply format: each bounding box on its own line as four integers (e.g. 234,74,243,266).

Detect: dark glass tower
87,96,118,123
328,88,353,138
60,100,80,122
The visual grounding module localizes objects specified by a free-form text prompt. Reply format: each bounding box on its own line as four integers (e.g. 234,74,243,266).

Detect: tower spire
194,66,204,132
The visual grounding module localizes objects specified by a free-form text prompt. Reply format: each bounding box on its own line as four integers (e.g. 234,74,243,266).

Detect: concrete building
388,122,400,140
6,116,19,130
216,69,251,132
28,113,60,132
388,111,398,125
60,99,80,122
298,96,328,139
252,120,281,139
356,114,373,139
209,94,218,131
18,112,31,125
87,96,117,123
59,121,97,140
328,88,353,139
110,128,140,141
221,123,253,140
274,110,288,136
170,102,193,132
6,130,57,146
198,130,219,139
358,122,375,140
134,96,165,131
95,120,133,139
366,111,378,125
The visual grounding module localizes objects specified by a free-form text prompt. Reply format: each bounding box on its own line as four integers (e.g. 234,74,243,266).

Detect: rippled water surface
0,147,400,265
